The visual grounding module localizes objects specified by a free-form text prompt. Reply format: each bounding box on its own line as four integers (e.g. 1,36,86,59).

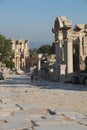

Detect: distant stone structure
11,39,29,72
37,53,56,80
52,16,87,81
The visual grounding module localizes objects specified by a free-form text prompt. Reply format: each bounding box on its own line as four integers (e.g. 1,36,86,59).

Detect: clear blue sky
0,0,87,45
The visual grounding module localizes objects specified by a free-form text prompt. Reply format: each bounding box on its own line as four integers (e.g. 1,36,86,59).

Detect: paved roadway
0,74,87,130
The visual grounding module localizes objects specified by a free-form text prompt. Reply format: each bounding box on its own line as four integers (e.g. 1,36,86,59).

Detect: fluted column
54,40,62,81
64,38,73,74
59,40,62,64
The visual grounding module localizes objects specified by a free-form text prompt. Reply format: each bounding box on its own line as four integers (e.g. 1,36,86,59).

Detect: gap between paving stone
0,110,30,130
0,103,20,111
16,103,37,111
34,123,87,130
31,108,87,130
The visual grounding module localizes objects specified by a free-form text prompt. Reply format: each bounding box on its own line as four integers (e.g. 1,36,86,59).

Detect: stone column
58,64,66,82
22,42,24,52
79,37,83,57
54,41,59,81
23,57,25,71
54,40,62,81
15,57,17,69
18,42,20,51
25,56,27,71
37,54,42,76
12,42,14,50
25,40,28,51
55,39,66,81
58,40,62,64
17,44,18,52
38,54,42,71
16,57,19,70
16,57,18,70
18,57,20,70
38,59,41,71
64,38,73,74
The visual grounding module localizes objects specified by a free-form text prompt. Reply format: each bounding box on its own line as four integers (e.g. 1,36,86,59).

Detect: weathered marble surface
0,74,87,130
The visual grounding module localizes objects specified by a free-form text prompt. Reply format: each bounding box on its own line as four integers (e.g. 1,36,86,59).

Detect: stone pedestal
58,64,66,82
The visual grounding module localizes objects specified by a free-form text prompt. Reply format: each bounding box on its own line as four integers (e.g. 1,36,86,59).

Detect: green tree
29,48,37,55
4,59,15,69
0,34,5,60
49,43,55,54
0,34,12,61
0,34,14,69
37,44,51,54
2,39,12,60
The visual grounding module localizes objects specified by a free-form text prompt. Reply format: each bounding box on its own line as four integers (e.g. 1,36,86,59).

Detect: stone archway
52,16,73,81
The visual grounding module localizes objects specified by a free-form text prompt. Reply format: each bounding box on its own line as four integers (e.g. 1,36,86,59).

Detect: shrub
4,59,15,69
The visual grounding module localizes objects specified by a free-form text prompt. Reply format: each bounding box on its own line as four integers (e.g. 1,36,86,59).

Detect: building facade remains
11,39,29,72
52,16,87,82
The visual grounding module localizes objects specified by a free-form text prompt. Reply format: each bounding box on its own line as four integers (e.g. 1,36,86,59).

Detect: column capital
55,40,62,44
38,54,42,59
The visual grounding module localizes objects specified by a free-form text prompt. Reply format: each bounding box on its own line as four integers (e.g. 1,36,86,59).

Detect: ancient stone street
0,74,87,130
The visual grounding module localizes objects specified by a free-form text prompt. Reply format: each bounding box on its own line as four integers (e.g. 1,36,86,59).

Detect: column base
58,64,66,82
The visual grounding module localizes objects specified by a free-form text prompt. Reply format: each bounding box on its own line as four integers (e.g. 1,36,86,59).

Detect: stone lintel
15,39,28,44
75,24,85,30
63,20,72,29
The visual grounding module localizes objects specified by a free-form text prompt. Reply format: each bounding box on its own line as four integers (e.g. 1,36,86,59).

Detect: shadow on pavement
0,74,87,91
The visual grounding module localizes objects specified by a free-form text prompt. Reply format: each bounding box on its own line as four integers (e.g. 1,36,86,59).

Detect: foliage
37,44,55,54
37,44,51,54
29,48,37,55
3,59,15,69
0,34,12,61
49,44,55,54
29,54,37,67
0,34,14,69
29,44,55,68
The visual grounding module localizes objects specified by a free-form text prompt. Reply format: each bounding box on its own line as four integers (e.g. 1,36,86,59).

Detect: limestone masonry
52,16,87,81
10,39,29,72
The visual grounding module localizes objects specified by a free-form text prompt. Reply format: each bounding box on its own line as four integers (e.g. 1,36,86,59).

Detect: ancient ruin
11,39,29,72
52,16,87,81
